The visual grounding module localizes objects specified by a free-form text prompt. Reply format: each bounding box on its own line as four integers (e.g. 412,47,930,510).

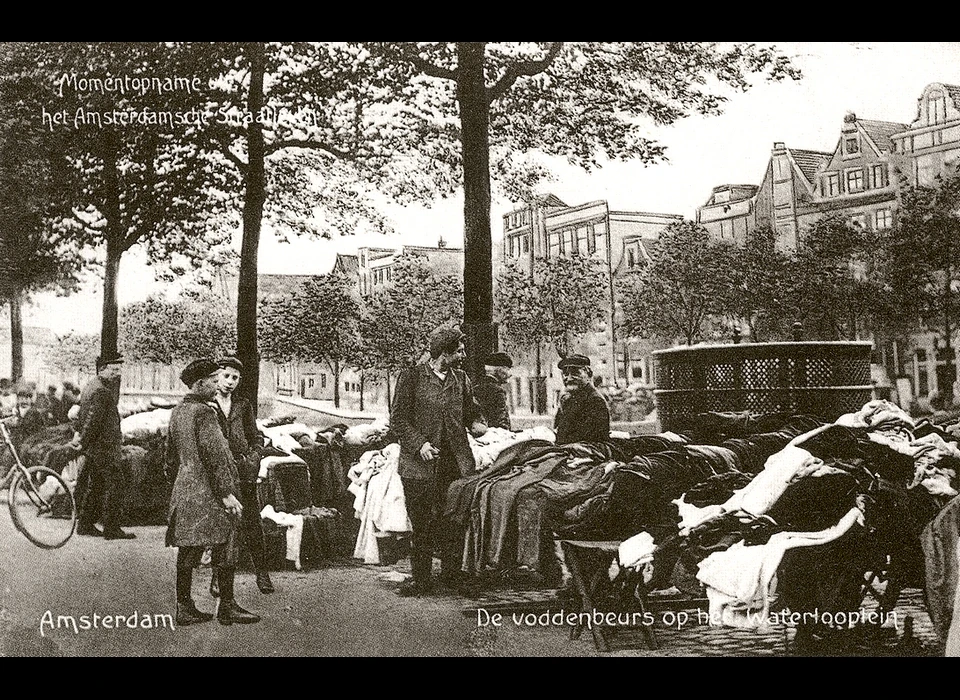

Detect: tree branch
408,52,458,81
488,42,564,103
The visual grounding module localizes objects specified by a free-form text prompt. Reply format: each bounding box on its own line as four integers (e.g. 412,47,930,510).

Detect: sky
9,41,960,338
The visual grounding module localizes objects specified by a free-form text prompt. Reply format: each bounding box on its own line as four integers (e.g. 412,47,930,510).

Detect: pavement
0,509,946,657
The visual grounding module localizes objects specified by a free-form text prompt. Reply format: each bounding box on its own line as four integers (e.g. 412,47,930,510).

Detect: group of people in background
0,377,81,446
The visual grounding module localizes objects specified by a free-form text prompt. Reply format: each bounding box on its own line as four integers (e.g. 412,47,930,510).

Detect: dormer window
845,137,860,155
927,89,947,125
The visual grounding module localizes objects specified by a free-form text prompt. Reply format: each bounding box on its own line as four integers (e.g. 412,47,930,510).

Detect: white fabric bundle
120,408,172,440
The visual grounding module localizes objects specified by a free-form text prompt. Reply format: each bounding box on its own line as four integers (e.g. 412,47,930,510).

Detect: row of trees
0,42,801,405
42,252,462,410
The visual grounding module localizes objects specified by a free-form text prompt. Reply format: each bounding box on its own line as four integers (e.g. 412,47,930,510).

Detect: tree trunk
332,359,341,408
456,42,495,385
359,369,365,412
101,237,122,359
236,42,267,412
9,291,24,383
99,133,123,360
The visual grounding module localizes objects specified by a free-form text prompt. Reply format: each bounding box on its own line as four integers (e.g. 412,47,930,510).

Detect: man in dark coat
166,358,259,626
554,354,611,445
475,351,513,431
72,354,135,540
207,355,274,597
390,325,487,596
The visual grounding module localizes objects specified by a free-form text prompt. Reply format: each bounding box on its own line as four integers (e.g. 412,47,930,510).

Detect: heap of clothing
442,400,960,635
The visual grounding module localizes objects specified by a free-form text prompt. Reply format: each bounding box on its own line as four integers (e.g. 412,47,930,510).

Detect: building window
627,249,635,268
846,169,864,192
824,173,841,197
927,90,947,125
871,164,888,189
845,137,860,155
850,213,867,230
875,209,893,230
569,229,579,254
308,377,315,388
587,225,596,254
522,235,529,254
321,374,327,388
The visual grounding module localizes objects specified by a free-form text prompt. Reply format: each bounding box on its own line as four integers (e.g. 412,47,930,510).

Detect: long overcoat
390,363,485,480
165,393,239,547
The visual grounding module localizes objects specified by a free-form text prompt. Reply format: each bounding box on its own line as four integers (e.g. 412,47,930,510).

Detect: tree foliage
788,214,885,341
119,295,237,364
496,254,608,358
720,224,794,342
881,167,960,346
0,42,237,360
617,221,735,345
258,272,360,408
360,252,464,376
42,332,100,377
370,41,801,380
0,43,89,381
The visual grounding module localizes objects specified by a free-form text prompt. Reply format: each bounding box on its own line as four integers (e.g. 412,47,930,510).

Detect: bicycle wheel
8,466,76,549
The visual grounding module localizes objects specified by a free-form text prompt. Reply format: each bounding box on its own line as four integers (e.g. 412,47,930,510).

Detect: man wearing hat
475,351,513,431
166,358,259,626
554,354,611,445
390,324,488,596
73,353,135,540
207,355,274,597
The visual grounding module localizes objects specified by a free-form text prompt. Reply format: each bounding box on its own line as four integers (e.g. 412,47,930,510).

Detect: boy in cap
554,354,611,445
166,358,259,626
73,353,134,540
390,324,488,596
475,351,513,431
207,355,274,597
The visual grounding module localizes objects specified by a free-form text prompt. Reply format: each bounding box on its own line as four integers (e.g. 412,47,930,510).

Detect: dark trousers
401,453,461,587
76,448,125,532
237,482,267,572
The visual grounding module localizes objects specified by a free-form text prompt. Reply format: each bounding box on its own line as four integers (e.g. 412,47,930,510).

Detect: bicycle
0,416,76,548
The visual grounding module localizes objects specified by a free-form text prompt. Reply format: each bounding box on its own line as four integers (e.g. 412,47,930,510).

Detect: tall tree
360,252,464,403
0,43,86,382
720,224,793,342
6,42,236,363
376,42,801,381
258,273,360,408
496,254,608,361
617,220,735,345
173,42,451,409
789,214,882,341
881,166,960,399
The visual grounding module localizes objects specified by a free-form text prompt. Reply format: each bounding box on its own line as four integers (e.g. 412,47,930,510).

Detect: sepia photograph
2,41,960,657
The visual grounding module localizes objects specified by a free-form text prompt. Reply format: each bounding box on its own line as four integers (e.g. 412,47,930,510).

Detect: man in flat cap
166,358,259,626
73,353,135,540
390,324,488,596
475,351,513,431
554,354,611,445
207,355,274,598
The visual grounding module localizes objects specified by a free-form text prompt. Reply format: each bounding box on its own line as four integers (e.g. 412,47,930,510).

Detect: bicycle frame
0,418,30,489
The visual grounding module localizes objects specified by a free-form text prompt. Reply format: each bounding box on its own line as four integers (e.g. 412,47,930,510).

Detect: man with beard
166,358,259,626
554,354,611,445
390,325,487,597
73,354,135,540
